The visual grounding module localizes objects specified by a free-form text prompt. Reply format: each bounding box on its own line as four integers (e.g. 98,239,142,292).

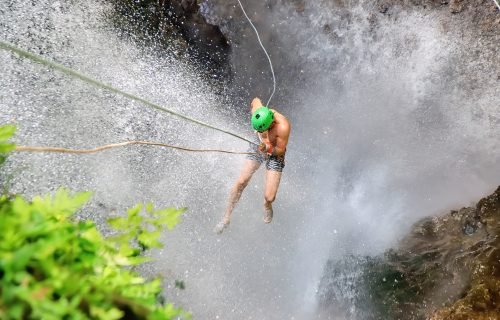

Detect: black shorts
246,142,285,172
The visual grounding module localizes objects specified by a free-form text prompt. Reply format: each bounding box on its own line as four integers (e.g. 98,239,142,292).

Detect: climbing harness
0,40,258,152
236,0,276,107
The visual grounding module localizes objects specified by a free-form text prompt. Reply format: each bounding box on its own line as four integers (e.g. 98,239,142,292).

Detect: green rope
0,40,257,146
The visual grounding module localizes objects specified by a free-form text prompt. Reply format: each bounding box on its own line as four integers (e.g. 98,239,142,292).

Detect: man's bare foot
214,220,230,234
263,206,273,224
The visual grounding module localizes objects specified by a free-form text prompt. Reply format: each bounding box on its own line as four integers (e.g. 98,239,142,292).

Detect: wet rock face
317,186,500,320
160,0,230,68
107,0,230,73
380,0,499,29
110,0,498,101
429,186,500,319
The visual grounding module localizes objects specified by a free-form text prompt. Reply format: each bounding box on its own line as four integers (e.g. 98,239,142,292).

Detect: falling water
1,0,499,319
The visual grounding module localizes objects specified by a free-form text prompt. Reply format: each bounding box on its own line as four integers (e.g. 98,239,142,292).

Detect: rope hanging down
15,141,256,155
0,40,258,146
236,0,276,107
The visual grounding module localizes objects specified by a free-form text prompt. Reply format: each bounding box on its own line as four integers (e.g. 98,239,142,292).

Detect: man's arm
269,122,290,157
251,97,263,113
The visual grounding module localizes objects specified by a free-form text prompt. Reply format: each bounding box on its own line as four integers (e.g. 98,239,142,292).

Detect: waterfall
1,0,499,318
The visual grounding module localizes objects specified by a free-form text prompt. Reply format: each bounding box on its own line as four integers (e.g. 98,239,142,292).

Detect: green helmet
251,106,275,132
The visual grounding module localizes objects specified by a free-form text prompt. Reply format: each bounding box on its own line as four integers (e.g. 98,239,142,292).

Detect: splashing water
1,0,499,319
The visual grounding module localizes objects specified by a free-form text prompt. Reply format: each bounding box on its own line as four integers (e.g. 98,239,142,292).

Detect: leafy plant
0,188,189,319
0,124,16,166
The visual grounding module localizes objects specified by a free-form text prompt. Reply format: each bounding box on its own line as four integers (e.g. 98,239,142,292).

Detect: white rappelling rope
236,0,277,107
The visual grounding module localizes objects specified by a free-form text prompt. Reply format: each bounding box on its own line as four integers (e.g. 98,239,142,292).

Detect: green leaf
127,204,142,218
137,231,162,249
118,243,141,257
11,245,36,270
7,304,24,319
107,217,130,231
154,207,186,230
107,233,134,246
0,142,15,153
125,256,152,266
111,255,152,266
81,227,103,243
52,189,92,217
90,306,124,320
0,125,15,167
11,196,31,221
163,303,187,318
0,124,16,141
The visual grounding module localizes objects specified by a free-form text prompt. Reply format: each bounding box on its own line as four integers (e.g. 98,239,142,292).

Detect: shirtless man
214,97,291,234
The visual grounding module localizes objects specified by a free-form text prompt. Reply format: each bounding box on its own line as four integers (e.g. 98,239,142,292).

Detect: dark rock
106,0,230,74
449,0,464,14
317,186,500,320
378,3,390,14
162,0,230,68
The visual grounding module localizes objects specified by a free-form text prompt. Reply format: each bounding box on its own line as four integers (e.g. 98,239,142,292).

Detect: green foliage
0,188,189,320
108,202,185,254
0,124,16,166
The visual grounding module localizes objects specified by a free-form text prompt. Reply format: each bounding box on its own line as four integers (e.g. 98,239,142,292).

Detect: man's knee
264,192,276,204
235,177,250,191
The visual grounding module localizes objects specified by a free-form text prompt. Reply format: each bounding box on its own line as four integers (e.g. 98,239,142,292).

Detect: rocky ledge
318,186,500,320
426,186,500,319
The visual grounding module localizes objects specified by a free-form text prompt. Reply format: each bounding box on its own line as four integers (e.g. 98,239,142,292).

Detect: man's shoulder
271,110,290,130
277,119,291,136
277,112,290,124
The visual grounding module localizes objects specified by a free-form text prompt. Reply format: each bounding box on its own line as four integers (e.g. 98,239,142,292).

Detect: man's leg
215,159,260,233
263,169,282,223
